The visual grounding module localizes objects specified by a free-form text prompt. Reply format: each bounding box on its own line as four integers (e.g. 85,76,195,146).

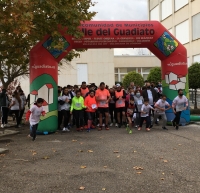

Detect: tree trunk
194,89,198,109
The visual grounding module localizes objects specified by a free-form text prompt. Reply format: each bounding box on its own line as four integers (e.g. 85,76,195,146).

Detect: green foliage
0,0,96,87
122,71,144,88
188,62,200,89
147,67,161,84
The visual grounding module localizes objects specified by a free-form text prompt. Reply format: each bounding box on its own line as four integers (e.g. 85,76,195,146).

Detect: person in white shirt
153,95,171,130
138,98,155,132
25,98,45,141
57,90,62,130
18,89,26,125
172,89,188,130
60,87,71,132
9,91,21,128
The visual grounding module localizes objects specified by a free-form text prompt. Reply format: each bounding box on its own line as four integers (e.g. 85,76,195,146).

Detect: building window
150,5,159,21
192,13,200,40
193,55,200,63
119,68,127,73
175,20,189,44
175,0,188,11
127,68,136,73
161,0,172,20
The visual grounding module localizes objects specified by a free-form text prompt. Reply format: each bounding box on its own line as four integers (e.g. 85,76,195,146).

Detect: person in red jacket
84,90,97,132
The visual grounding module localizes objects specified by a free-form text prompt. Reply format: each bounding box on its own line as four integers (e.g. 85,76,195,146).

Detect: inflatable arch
30,21,189,133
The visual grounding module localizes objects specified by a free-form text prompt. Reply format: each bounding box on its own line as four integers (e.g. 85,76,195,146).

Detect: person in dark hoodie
0,88,10,129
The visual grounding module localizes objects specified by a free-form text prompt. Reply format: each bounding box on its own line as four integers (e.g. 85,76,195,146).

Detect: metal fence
189,89,200,108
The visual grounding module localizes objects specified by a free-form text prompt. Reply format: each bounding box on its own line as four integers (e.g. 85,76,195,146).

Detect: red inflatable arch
30,21,189,133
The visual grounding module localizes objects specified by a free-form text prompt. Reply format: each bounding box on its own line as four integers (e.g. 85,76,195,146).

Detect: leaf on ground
79,150,83,152
104,166,107,168
113,151,119,153
32,152,37,156
163,160,168,163
133,151,137,153
79,186,85,190
137,172,142,174
87,150,93,153
102,188,106,191
162,172,165,175
80,166,87,169
178,144,182,146
161,178,164,180
117,155,120,158
42,156,50,160
72,140,77,142
133,166,144,170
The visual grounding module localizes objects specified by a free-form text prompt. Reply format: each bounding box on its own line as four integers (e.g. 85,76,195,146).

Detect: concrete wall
114,55,160,68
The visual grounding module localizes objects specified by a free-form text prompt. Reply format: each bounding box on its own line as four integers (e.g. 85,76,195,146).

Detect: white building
148,0,200,66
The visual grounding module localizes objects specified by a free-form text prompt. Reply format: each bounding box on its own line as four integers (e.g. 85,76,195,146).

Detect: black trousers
109,103,117,123
139,116,151,128
58,111,63,129
74,110,84,128
173,111,182,125
19,108,25,124
30,123,38,140
61,110,70,128
11,110,20,126
1,107,9,125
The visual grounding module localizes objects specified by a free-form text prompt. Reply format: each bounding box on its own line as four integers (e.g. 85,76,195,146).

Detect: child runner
84,90,97,132
70,90,86,131
153,95,171,130
172,89,188,130
134,90,144,128
126,97,135,134
138,98,155,132
25,98,45,141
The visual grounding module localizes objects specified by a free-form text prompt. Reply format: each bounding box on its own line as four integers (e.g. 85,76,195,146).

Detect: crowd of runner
56,81,188,133
0,80,188,141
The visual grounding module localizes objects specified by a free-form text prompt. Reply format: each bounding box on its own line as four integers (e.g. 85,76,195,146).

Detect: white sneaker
157,118,159,122
1,124,4,128
102,123,105,127
62,127,66,131
97,124,99,127
110,123,113,127
65,128,70,132
115,123,118,127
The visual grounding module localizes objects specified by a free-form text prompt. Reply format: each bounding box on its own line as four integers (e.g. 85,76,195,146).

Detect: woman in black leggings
9,91,21,128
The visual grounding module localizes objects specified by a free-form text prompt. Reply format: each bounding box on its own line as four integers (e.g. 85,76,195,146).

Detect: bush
122,71,144,89
147,67,161,84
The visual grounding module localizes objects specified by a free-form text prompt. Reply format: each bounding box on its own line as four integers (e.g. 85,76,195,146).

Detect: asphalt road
0,124,200,193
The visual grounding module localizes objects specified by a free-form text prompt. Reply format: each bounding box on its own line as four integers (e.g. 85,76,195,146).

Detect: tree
0,0,96,88
122,71,144,88
147,67,161,84
188,62,200,109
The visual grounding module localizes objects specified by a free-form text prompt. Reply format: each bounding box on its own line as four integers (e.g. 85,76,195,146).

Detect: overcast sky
90,0,149,55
